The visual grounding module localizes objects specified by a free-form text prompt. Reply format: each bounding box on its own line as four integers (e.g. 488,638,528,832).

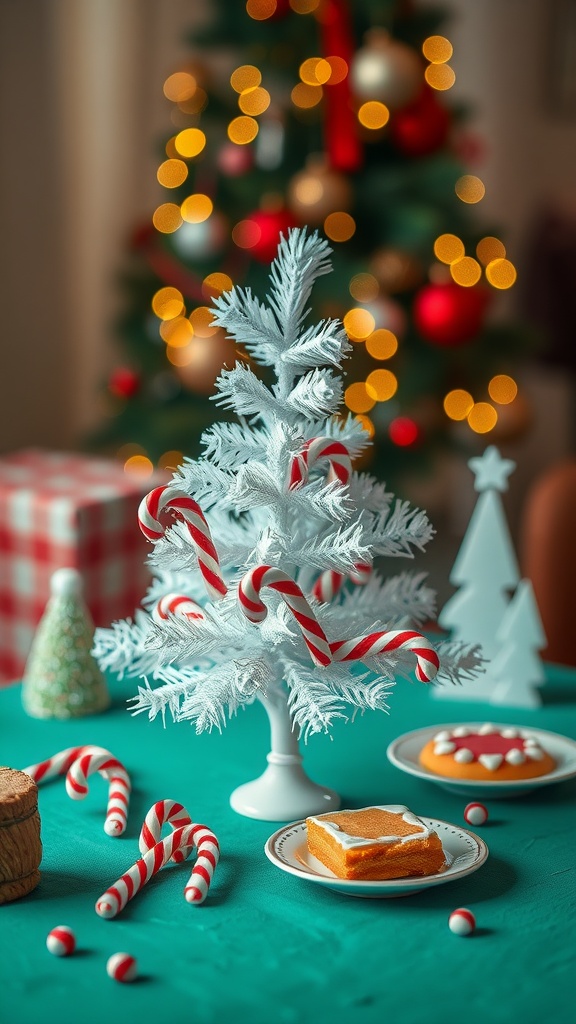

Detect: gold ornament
287,158,352,225
350,30,422,111
370,247,423,293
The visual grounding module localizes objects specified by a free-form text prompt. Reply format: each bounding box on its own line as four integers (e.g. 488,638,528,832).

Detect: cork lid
0,767,38,823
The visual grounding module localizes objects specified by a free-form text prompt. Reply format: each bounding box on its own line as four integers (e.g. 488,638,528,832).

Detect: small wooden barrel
0,767,42,904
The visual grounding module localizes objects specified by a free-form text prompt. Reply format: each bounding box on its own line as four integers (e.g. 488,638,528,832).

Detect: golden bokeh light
177,88,208,115
366,329,398,360
230,65,262,93
324,211,356,242
290,0,321,12
366,368,398,402
292,176,324,206
180,193,213,223
174,128,206,158
443,389,474,421
291,82,323,108
349,273,379,303
343,308,376,340
166,344,193,367
486,258,517,289
238,86,271,116
246,0,277,19
354,413,375,438
422,35,453,63
165,137,179,159
157,158,189,189
160,316,194,348
189,305,218,337
300,57,332,85
202,272,233,300
450,256,482,287
467,402,498,434
434,233,465,264
325,56,348,84
425,63,456,90
488,374,518,405
232,219,261,249
124,455,154,478
152,286,185,321
152,203,183,234
358,101,390,130
476,236,506,265
344,382,376,413
158,450,184,471
455,175,485,204
163,72,196,103
227,116,259,144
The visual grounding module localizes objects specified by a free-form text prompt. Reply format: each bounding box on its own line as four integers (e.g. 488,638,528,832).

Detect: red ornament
109,367,140,399
240,209,298,264
389,86,451,158
389,417,420,447
413,281,490,347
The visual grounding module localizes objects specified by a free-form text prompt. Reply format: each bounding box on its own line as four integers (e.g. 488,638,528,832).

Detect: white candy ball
464,802,488,826
106,952,138,983
46,925,76,956
449,908,476,936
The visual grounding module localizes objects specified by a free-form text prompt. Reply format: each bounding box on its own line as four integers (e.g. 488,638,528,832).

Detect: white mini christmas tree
95,229,481,819
490,579,546,708
435,445,547,706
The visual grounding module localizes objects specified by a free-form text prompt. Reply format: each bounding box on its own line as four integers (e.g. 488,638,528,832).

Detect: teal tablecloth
1,667,575,1024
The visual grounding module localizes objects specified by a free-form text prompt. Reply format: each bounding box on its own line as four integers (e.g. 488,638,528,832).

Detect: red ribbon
319,0,363,173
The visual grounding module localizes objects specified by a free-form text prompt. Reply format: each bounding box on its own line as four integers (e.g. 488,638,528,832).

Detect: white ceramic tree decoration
94,229,481,820
489,579,546,708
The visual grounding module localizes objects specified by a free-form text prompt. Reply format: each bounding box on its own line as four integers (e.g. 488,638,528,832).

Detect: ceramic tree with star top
435,445,547,706
95,228,482,820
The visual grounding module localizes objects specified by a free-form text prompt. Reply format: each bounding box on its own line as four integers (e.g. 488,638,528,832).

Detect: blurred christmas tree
94,0,531,481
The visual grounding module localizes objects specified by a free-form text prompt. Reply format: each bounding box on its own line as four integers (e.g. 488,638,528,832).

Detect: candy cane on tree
152,593,206,626
138,485,227,602
287,437,371,601
95,818,220,918
65,750,131,836
23,745,131,836
238,565,332,668
238,565,440,683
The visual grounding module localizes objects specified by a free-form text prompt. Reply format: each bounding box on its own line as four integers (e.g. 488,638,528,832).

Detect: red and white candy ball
106,952,138,983
46,925,76,957
448,908,476,937
464,802,488,827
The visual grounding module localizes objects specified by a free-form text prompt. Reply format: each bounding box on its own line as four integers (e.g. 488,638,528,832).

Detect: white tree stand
229,687,341,821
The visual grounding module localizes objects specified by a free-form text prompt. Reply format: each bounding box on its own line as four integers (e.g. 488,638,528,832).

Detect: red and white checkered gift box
0,449,167,684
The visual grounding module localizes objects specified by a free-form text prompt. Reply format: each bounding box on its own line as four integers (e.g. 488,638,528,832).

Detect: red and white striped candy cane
152,593,205,626
138,485,227,602
95,821,220,918
288,437,352,490
139,799,193,864
330,629,440,683
24,745,97,784
66,750,131,836
312,561,372,603
238,565,332,668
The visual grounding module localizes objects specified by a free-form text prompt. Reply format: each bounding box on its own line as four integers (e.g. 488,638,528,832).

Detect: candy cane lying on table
95,817,220,918
238,565,332,668
65,750,131,836
152,593,206,626
139,799,194,864
238,565,440,682
138,485,227,602
23,745,131,836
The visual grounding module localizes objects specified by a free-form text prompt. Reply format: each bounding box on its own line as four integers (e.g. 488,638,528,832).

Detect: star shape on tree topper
469,445,516,493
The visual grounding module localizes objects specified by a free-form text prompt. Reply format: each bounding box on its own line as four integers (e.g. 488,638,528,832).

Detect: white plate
387,723,576,798
264,817,488,898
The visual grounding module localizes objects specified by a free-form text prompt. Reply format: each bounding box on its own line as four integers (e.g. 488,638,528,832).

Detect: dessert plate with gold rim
264,817,488,898
387,723,576,798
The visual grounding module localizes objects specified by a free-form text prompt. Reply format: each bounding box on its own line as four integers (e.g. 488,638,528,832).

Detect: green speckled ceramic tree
22,568,110,719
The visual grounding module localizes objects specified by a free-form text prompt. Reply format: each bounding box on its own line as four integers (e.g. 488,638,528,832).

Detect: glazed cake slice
306,805,446,881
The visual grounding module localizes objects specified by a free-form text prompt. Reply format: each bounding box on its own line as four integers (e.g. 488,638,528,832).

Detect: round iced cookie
419,725,556,780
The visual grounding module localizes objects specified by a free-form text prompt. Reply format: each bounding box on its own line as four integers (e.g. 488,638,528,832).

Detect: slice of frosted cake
306,804,446,881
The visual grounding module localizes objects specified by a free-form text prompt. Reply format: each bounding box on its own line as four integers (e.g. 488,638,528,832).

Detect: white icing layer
308,805,432,850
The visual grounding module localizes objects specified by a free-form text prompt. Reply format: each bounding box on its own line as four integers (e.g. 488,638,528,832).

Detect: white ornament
448,908,476,936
